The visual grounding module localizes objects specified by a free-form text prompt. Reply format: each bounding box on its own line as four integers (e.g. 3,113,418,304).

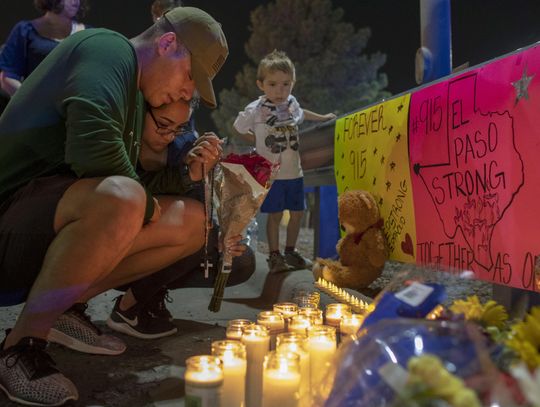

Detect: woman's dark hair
34,0,90,19
151,0,182,19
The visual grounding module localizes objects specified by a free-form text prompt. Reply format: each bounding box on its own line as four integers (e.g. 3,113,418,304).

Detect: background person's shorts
261,177,306,213
0,174,78,304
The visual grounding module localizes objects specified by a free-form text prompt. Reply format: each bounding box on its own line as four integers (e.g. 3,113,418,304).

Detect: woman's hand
221,234,247,257
185,132,223,181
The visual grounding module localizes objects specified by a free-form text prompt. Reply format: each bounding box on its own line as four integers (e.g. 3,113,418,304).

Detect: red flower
222,152,277,187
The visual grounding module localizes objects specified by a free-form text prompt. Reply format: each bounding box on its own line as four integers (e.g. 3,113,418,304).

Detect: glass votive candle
307,326,337,396
298,308,323,325
273,302,298,320
226,319,254,341
262,351,301,407
309,291,320,306
184,355,223,407
211,340,247,407
339,313,364,341
242,325,270,407
325,303,352,328
288,315,313,335
257,311,285,350
276,333,310,407
293,295,318,309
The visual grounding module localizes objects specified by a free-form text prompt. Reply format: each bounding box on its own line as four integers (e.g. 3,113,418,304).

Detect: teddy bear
313,189,388,290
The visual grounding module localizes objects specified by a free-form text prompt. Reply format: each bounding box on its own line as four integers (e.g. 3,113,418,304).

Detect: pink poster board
409,44,540,291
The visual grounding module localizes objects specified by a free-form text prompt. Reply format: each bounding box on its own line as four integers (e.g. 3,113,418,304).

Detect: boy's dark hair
257,50,296,82
34,0,89,19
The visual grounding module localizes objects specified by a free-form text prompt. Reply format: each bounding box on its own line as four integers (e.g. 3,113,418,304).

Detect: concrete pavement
0,250,355,407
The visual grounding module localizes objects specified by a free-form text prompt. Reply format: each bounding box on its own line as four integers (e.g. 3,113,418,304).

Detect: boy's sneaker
48,303,126,356
0,331,79,406
284,250,313,270
106,296,178,339
267,252,293,273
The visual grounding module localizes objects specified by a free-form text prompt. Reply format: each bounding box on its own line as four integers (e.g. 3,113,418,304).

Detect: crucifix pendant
201,258,214,279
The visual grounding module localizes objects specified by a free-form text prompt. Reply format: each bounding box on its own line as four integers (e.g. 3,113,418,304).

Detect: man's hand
185,132,223,181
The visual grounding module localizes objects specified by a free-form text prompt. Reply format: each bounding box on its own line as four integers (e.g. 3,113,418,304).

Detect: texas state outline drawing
411,73,524,270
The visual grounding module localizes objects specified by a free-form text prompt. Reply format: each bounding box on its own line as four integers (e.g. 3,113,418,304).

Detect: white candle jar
262,351,301,407
325,303,352,329
276,333,310,407
184,355,223,407
339,313,364,341
212,340,247,407
226,319,254,341
257,311,285,350
307,325,337,397
241,325,270,407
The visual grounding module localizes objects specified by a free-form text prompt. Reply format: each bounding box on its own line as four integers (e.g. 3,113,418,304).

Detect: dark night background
2,0,540,130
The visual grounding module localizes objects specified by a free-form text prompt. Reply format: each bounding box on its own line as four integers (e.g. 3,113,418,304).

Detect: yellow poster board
334,95,416,262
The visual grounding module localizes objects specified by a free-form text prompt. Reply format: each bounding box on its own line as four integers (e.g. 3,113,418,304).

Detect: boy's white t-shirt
233,95,305,180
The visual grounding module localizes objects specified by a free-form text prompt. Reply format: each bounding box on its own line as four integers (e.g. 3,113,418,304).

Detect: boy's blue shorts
261,177,306,213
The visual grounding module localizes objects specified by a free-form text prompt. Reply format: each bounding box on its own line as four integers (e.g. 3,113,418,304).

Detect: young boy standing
234,50,336,272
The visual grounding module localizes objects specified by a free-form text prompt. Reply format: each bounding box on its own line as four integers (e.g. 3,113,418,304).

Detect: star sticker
512,67,534,105
390,162,396,171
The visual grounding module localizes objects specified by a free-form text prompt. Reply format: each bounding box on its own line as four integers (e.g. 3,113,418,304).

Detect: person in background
0,7,229,406
151,0,183,23
0,0,89,96
234,50,336,273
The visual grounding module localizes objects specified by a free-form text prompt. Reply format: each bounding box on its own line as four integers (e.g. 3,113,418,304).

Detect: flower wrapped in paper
208,152,278,312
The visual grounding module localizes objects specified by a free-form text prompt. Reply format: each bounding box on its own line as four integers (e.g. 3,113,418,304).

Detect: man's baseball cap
163,7,228,109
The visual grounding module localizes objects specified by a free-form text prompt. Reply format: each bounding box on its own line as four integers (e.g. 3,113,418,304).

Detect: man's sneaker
48,303,126,356
0,331,78,406
145,288,173,322
267,252,293,273
106,296,178,340
284,250,313,270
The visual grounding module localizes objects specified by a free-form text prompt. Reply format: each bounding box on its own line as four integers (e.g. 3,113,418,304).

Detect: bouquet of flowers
208,151,278,312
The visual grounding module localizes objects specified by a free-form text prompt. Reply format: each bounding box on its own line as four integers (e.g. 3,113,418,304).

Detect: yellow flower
406,354,481,407
506,305,540,370
450,295,508,329
481,300,509,329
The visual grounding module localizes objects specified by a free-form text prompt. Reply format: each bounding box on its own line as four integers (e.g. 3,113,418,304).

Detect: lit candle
212,340,247,407
226,319,254,341
276,333,310,407
307,326,336,397
298,308,323,325
262,351,301,407
339,314,364,341
184,355,223,407
257,311,285,350
288,315,313,335
241,325,270,407
273,302,299,319
325,303,352,329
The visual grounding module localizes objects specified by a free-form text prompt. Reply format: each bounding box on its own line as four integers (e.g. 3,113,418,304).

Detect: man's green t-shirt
0,28,154,220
